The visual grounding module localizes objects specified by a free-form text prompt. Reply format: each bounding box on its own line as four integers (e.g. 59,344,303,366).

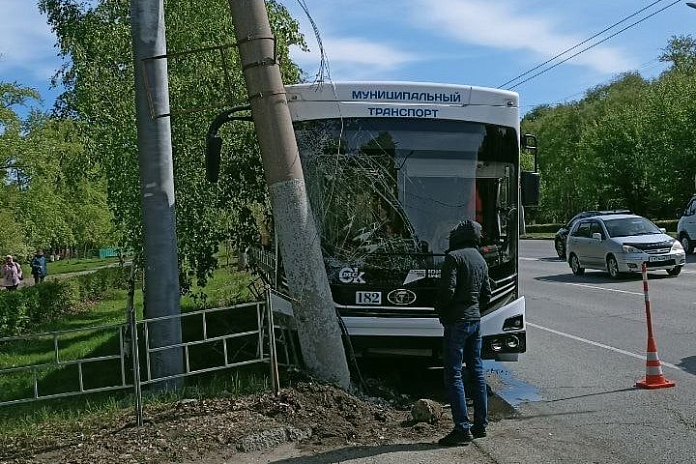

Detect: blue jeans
443,320,487,431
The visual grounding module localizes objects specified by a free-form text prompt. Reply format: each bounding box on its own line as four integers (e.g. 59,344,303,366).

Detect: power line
507,0,682,90
498,0,673,89
295,0,331,83
519,57,665,109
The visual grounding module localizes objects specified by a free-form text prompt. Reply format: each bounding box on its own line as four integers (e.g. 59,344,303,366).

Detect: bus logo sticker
403,270,426,285
403,269,441,285
339,267,366,284
387,289,417,306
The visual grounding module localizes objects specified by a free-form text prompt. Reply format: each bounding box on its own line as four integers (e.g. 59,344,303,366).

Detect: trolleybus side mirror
206,135,223,183
521,133,538,171
521,171,540,206
520,133,540,207
204,104,253,183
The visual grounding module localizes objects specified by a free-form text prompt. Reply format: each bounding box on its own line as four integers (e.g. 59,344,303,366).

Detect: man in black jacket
436,220,491,446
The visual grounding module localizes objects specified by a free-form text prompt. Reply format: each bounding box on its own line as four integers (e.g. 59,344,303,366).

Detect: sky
1,0,695,116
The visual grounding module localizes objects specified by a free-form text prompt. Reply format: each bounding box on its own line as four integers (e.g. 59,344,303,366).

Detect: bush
0,266,132,337
654,219,678,232
525,219,677,234
0,291,31,336
525,223,564,234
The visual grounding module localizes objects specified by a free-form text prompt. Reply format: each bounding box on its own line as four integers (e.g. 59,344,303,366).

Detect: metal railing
0,291,288,421
138,302,268,385
0,323,130,407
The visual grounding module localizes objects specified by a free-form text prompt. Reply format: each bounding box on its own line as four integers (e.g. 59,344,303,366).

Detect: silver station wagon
566,214,686,278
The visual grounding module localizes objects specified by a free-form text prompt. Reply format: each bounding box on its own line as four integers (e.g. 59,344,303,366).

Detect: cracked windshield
295,118,519,279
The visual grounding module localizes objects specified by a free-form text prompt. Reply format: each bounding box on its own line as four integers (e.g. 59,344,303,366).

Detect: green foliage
39,0,306,293
524,223,564,234
522,37,696,223
0,266,132,337
0,82,114,256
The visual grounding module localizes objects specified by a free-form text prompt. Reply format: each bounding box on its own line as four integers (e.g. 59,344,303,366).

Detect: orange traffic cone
635,262,675,390
635,337,675,389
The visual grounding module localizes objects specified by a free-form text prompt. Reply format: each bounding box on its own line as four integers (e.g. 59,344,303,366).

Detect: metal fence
0,290,291,423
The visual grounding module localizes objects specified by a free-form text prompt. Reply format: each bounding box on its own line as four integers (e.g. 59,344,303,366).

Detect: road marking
520,257,564,262
563,282,643,296
527,322,684,373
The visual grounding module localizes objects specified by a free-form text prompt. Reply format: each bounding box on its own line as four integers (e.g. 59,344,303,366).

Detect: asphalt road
478,239,696,463
228,239,696,463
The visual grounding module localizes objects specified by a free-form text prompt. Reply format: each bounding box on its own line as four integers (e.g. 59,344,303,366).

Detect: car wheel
667,266,682,276
607,255,621,279
555,239,566,259
680,235,694,254
570,253,584,276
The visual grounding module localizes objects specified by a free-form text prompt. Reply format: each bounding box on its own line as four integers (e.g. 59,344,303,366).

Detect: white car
677,194,696,254
566,214,686,278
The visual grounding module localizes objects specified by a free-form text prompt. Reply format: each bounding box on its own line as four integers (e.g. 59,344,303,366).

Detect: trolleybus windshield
294,118,519,279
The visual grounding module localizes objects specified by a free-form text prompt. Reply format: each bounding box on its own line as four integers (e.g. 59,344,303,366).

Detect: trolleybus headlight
490,339,503,352
503,315,523,331
505,335,520,349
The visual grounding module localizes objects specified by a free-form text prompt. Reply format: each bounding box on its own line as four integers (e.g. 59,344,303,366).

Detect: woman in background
1,255,23,291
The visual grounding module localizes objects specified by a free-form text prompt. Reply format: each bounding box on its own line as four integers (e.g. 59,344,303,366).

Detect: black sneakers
438,428,473,446
471,426,487,438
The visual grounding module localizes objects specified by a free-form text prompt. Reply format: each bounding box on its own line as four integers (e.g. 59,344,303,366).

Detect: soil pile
0,382,451,464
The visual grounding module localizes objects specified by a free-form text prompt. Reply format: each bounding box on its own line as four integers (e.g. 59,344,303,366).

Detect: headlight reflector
622,245,642,254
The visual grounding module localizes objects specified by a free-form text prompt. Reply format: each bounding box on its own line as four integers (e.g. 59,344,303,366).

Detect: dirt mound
1,382,449,464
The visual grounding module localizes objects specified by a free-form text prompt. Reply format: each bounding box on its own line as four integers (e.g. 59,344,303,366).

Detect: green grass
0,265,265,438
181,266,255,311
0,368,268,443
17,257,124,280
521,232,555,240
45,257,122,276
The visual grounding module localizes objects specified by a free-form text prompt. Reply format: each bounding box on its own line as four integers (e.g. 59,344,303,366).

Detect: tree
40,0,307,287
659,35,696,73
521,46,696,222
0,82,114,256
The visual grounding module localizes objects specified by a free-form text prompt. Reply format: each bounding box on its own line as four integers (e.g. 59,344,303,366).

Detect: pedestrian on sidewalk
31,250,47,284
1,255,23,291
435,220,491,446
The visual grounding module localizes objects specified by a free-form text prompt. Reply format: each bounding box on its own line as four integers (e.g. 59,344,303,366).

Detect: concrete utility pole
227,0,351,389
130,0,183,387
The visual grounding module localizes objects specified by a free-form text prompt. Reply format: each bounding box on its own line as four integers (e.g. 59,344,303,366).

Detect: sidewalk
203,440,496,464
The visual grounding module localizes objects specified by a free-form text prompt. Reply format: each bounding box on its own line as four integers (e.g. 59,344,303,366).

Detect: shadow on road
540,387,636,403
269,443,440,464
677,355,696,375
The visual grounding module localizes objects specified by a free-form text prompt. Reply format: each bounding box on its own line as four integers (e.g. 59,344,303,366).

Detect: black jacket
435,246,491,323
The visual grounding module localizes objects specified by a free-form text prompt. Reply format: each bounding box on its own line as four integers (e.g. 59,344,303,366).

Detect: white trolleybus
207,82,539,361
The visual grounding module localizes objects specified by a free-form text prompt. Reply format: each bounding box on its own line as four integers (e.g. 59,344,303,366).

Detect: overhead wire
519,57,665,109
499,0,679,90
506,0,682,90
295,0,331,83
499,0,671,89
